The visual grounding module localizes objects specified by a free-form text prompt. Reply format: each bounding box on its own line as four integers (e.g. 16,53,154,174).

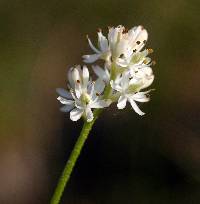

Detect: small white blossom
57,65,111,122
82,30,110,63
110,71,153,115
83,25,148,68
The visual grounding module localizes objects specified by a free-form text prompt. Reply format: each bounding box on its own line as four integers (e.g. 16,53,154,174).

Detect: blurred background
0,0,199,203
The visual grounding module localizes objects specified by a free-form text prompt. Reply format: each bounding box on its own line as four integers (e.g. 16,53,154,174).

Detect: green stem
50,109,101,204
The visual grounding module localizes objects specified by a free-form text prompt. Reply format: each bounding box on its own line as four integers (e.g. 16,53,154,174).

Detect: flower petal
117,95,127,109
94,78,105,94
82,65,89,89
131,92,150,102
71,68,82,98
128,98,145,115
56,88,72,99
121,72,130,90
90,99,111,109
141,75,154,89
98,31,109,52
72,67,81,82
92,65,110,82
68,67,75,88
83,54,101,63
85,108,94,122
87,36,101,53
57,96,74,105
110,80,123,92
60,104,74,112
132,28,148,52
115,57,129,67
70,108,83,121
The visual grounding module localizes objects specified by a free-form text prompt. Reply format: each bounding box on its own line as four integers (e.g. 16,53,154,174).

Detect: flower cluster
57,25,155,122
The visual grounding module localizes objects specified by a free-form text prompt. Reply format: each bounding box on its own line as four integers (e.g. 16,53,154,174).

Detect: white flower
57,65,111,122
109,25,148,63
82,30,110,63
110,71,153,115
116,48,153,68
129,66,154,90
82,25,148,67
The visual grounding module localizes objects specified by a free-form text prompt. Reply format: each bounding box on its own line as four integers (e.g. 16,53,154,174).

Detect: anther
122,28,128,34
136,41,141,45
77,80,80,83
152,60,156,65
143,40,147,44
97,28,102,32
147,48,154,54
96,92,100,96
133,49,137,53
143,59,148,64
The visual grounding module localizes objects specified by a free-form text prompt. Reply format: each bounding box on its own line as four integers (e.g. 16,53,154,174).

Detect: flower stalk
50,109,102,204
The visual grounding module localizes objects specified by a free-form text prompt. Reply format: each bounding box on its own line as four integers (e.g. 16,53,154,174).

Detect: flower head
57,24,155,121
110,71,153,115
57,65,110,122
83,25,148,68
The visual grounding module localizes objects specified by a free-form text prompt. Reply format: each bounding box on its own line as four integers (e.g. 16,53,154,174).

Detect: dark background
0,0,200,203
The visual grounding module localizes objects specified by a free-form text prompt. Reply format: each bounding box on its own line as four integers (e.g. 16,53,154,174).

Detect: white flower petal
121,72,130,90
85,108,94,122
87,37,101,53
83,54,101,63
74,83,82,99
128,98,145,116
90,99,111,109
104,66,110,80
82,65,89,89
98,31,109,52
70,108,83,121
56,88,72,99
92,65,110,82
72,67,80,82
115,57,129,67
132,28,148,52
131,92,150,102
141,75,154,89
88,81,95,97
60,104,74,112
117,95,127,109
57,96,74,105
68,67,75,88
94,78,105,94
116,39,130,57
110,80,123,92
108,27,118,50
